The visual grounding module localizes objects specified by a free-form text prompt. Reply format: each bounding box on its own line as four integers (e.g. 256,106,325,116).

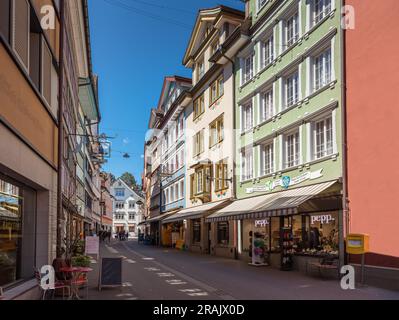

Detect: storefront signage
311,214,335,225
255,219,269,227
246,169,324,194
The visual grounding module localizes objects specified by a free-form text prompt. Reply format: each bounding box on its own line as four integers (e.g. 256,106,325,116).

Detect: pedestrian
107,231,111,243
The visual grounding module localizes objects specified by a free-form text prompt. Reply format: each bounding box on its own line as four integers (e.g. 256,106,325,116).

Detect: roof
182,5,245,66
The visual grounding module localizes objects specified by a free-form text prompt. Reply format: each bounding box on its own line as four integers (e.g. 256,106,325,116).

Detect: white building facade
111,179,144,238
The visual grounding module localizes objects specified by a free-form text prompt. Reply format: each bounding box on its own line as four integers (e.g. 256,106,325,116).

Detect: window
243,53,254,83
41,38,52,105
285,131,300,168
128,201,135,209
261,143,274,175
196,170,203,194
194,130,204,156
179,180,184,199
215,161,228,191
210,75,224,105
241,149,253,181
285,70,299,108
314,48,332,91
170,185,175,203
217,222,229,245
241,102,253,132
193,93,205,119
313,116,333,159
129,213,135,220
258,0,268,11
314,0,332,24
211,40,220,55
0,176,36,287
190,174,195,199
261,89,274,122
262,35,274,68
13,0,30,70
192,219,201,243
0,0,11,42
115,202,124,210
114,213,124,220
115,188,125,197
209,116,224,147
285,11,299,48
175,183,179,201
197,58,205,81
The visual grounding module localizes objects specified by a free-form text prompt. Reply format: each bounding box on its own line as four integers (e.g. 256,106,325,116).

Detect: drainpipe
220,50,239,259
340,0,349,269
56,0,65,259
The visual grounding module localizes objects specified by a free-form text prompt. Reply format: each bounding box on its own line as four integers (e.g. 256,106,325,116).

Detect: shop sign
311,214,335,225
246,169,324,194
255,219,269,227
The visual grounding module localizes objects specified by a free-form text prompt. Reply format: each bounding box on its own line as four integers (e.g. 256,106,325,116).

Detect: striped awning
162,200,231,224
206,181,337,222
140,209,181,225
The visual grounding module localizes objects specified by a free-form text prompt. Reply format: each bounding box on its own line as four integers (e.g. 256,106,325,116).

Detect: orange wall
0,45,58,167
346,0,399,259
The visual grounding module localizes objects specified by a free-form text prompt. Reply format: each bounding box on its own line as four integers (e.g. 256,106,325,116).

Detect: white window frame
242,53,254,84
284,130,300,169
313,47,332,91
285,11,299,49
179,180,184,199
312,115,334,160
284,69,299,109
313,0,332,25
241,102,253,133
260,142,274,176
241,148,254,182
260,88,274,122
257,0,268,12
261,34,274,68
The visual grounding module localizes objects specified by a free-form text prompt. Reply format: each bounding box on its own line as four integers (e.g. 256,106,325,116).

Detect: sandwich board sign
85,236,99,260
98,257,123,291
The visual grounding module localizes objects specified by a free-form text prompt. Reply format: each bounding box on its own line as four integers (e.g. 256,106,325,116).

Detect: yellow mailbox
346,234,369,254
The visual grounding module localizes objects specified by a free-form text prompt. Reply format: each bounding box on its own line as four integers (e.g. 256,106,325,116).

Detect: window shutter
0,0,10,42
13,0,30,70
42,39,52,105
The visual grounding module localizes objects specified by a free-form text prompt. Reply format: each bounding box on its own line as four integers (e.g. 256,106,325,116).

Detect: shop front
207,181,343,273
141,211,179,246
162,200,232,255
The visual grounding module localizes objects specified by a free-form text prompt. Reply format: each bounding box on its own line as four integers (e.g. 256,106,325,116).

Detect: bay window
215,161,228,191
217,222,229,245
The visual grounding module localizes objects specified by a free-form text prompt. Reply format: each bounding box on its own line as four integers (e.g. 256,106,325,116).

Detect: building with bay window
206,0,345,271
161,6,247,258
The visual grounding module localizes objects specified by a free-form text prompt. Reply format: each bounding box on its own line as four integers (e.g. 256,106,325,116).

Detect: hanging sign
246,169,324,194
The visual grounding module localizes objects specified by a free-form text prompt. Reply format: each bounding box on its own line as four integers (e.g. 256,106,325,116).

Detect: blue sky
88,0,244,182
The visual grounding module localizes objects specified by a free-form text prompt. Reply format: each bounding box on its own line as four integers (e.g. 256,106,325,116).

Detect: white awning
206,181,338,222
163,200,231,224
140,209,181,225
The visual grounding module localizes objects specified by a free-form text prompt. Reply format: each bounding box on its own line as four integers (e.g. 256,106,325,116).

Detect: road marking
144,267,160,272
188,292,209,297
142,257,154,260
157,273,175,278
122,242,236,300
106,245,119,254
125,259,136,264
166,280,187,285
122,282,132,287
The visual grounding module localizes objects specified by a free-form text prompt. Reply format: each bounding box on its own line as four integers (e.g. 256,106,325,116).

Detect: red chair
34,268,71,300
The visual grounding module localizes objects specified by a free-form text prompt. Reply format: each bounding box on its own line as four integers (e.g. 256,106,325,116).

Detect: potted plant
71,255,91,268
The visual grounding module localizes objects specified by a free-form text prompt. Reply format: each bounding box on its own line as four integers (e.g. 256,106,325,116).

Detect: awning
206,181,338,222
139,209,181,225
162,200,231,224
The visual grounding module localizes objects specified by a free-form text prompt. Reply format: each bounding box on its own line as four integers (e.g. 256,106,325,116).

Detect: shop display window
217,222,229,245
192,219,201,243
270,217,281,253
242,219,270,253
293,212,339,256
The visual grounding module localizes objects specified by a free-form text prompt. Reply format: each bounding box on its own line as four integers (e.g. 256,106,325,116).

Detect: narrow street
86,240,399,300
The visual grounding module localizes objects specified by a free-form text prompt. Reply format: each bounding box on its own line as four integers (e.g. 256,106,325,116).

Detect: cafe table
60,266,93,300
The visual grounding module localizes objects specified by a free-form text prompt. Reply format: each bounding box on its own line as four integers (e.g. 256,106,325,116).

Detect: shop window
13,0,30,71
243,219,270,254
0,0,11,43
270,217,281,253
217,222,229,245
0,176,36,287
192,219,201,243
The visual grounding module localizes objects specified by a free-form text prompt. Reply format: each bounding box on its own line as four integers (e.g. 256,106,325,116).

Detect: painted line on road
166,280,187,285
105,245,119,254
157,273,175,278
125,259,136,264
144,267,161,272
122,242,236,300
